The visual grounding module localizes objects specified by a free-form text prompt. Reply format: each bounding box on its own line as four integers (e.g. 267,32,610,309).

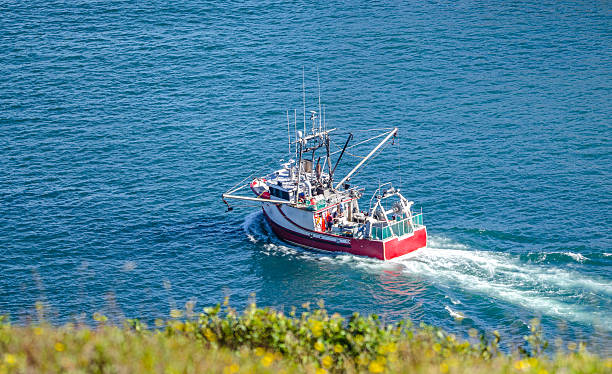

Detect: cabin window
269,186,289,201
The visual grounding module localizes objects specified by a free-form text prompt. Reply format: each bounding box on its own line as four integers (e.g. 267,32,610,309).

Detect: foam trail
544,251,589,262
395,235,611,330
444,295,462,305
562,252,588,262
243,215,610,329
445,305,465,320
242,211,263,243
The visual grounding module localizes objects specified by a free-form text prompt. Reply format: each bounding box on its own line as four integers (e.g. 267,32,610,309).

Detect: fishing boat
222,81,426,260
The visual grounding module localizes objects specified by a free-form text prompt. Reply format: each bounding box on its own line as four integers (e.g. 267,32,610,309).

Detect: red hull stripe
262,208,351,248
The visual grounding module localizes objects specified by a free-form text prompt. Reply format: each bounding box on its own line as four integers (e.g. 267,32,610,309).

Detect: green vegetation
0,300,609,373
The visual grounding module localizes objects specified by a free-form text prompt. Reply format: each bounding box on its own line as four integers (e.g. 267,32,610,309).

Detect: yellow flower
311,320,323,337
333,344,344,353
387,342,397,353
440,362,449,373
321,355,333,368
54,342,65,352
254,347,265,357
171,321,184,331
223,363,239,374
433,343,441,353
538,369,548,374
261,353,274,367
315,368,327,374
3,353,16,366
204,328,217,342
354,334,365,344
92,312,107,322
514,360,530,371
368,361,384,373
33,326,43,336
314,341,325,352
170,309,183,318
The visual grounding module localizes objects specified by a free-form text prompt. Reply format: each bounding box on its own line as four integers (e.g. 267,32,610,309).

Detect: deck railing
369,213,424,240
412,213,423,226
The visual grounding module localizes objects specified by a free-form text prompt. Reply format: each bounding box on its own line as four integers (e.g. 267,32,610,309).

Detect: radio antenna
286,110,291,155
323,104,326,133
317,67,322,134
302,67,306,135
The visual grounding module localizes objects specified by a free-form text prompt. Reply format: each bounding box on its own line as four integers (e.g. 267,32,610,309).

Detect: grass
0,301,609,373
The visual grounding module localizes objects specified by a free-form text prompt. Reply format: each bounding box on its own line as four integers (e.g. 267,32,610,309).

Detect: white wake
393,236,611,329
243,212,610,330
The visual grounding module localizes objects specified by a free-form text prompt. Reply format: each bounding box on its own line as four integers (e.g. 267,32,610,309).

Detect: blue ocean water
1,0,611,354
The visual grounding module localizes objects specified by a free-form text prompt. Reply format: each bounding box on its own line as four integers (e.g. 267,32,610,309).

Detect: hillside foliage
0,301,609,373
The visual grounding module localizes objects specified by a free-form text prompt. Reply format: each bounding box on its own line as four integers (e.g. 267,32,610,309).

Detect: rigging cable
329,131,389,156
341,138,393,185
225,153,294,195
397,134,402,192
330,138,365,159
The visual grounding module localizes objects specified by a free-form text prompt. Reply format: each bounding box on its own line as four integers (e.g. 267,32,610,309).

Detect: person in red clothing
326,213,333,232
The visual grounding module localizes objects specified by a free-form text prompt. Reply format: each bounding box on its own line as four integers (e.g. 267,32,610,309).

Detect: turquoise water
1,1,611,354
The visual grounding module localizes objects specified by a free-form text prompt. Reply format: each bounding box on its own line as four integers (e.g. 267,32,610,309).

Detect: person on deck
326,213,333,232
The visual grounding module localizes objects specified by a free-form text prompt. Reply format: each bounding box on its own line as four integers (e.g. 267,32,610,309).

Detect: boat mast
310,111,316,161
334,128,398,190
325,133,332,188
295,140,303,203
